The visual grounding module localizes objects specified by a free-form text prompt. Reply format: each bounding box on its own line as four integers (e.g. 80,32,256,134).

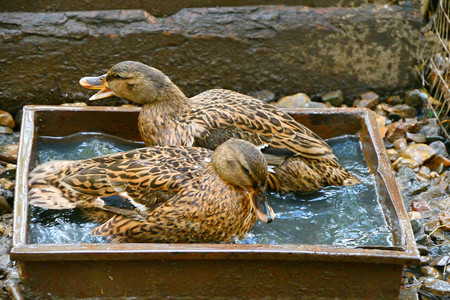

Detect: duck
28,138,274,243
80,61,360,193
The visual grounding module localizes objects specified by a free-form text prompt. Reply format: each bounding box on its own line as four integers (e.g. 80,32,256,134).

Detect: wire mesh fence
418,0,450,139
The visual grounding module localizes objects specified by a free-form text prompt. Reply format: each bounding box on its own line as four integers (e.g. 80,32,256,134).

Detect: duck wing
59,146,212,210
188,89,333,159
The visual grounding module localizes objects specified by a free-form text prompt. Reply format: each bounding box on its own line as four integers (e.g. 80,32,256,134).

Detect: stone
408,211,421,220
383,120,420,143
353,91,379,109
405,271,418,284
396,166,430,196
275,93,311,108
420,119,440,137
0,254,10,275
374,104,388,117
386,95,403,105
423,220,440,234
417,244,430,256
0,132,19,145
0,196,11,214
426,136,447,143
393,138,408,151
0,126,13,135
426,155,450,174
421,266,442,279
433,197,450,211
392,157,419,170
430,228,447,243
432,256,450,267
60,102,88,107
376,114,387,129
384,139,394,149
248,90,275,103
0,111,15,129
0,163,16,180
422,278,450,297
0,179,13,190
0,144,18,164
395,166,415,181
420,255,433,266
415,232,430,245
415,185,448,202
430,141,449,158
411,200,431,212
386,148,400,162
439,211,450,231
388,113,402,122
405,89,427,108
304,101,332,109
322,90,343,107
380,104,417,119
410,219,422,233
405,132,426,143
400,143,436,165
418,165,431,177
0,187,13,206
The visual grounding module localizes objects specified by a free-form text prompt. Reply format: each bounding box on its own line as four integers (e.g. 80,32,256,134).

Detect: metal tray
11,105,419,299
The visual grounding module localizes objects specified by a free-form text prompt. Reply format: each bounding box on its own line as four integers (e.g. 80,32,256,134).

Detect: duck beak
79,74,114,101
249,188,274,223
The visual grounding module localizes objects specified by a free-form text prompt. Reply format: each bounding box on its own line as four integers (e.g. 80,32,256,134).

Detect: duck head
79,61,185,105
212,138,274,223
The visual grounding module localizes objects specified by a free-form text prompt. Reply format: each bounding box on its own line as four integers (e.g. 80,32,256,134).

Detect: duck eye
127,82,135,88
107,73,125,81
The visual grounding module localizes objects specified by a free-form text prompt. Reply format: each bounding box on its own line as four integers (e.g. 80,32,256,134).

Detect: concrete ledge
0,4,422,114
0,1,399,16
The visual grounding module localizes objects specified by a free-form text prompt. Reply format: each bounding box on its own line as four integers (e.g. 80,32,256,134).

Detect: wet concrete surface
0,0,408,16
0,4,422,115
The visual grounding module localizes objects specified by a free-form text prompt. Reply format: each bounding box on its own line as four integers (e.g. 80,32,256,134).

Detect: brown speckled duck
80,61,360,193
28,138,274,243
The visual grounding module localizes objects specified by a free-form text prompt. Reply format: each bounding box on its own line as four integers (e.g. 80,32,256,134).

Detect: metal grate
418,0,450,139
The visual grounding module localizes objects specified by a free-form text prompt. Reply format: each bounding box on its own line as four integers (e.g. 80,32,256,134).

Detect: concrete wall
0,2,422,114
0,1,399,16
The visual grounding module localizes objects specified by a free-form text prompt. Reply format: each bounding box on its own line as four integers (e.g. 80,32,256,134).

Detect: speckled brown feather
29,140,270,243
82,61,360,192
137,89,360,193
28,160,121,223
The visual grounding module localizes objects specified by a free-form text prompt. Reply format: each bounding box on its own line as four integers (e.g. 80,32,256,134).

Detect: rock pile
273,88,450,297
0,88,448,297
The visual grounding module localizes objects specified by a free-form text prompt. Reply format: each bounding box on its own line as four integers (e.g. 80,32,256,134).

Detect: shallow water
28,133,393,246
243,136,392,247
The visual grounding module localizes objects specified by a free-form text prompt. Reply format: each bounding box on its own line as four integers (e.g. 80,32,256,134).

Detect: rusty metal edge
16,104,142,113
12,106,35,247
11,105,420,265
10,243,419,265
360,109,419,259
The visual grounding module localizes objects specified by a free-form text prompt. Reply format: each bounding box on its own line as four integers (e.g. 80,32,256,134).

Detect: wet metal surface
11,105,419,299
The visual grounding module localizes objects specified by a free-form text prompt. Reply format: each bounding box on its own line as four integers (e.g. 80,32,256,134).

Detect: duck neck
138,83,191,146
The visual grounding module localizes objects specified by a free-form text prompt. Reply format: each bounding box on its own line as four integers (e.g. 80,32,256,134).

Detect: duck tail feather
28,186,76,209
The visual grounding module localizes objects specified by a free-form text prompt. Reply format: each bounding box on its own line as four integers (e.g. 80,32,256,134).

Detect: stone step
0,1,399,16
0,3,422,114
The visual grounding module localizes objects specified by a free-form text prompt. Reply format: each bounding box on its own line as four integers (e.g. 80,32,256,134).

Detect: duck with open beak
79,74,114,100
79,61,361,194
